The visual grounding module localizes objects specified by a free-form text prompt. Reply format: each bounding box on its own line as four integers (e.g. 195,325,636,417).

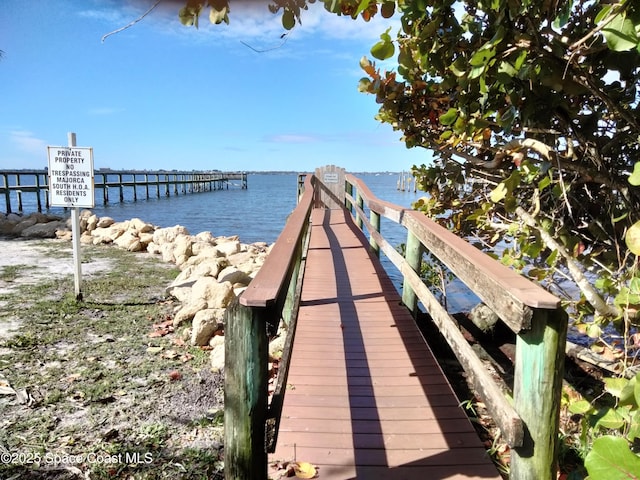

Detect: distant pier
0,170,247,214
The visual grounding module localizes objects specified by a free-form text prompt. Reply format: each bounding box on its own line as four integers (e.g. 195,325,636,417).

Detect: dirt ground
0,238,226,480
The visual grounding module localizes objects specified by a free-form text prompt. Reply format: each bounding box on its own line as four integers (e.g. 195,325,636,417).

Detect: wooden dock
0,169,247,213
269,208,501,479
224,166,566,480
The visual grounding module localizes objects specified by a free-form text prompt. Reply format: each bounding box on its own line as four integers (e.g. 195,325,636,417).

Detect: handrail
224,173,315,480
344,173,567,480
240,174,315,308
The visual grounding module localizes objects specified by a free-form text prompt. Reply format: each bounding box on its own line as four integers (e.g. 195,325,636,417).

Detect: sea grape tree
182,0,640,348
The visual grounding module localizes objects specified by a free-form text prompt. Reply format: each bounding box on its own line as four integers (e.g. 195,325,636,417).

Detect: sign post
47,133,95,300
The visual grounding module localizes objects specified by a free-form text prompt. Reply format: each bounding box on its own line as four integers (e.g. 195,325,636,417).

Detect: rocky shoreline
0,210,280,372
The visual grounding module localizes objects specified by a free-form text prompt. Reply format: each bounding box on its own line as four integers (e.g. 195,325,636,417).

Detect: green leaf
358,77,372,93
585,436,640,479
569,399,593,415
626,221,640,255
282,9,296,30
595,407,626,430
602,14,639,52
605,377,629,399
538,176,551,191
439,108,458,126
469,48,496,67
629,162,640,186
371,39,395,60
490,182,508,203
355,0,371,17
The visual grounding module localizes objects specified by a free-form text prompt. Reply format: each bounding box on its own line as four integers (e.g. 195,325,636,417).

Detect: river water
3,171,509,315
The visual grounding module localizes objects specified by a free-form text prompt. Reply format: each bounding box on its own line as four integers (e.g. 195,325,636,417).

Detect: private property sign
47,146,95,208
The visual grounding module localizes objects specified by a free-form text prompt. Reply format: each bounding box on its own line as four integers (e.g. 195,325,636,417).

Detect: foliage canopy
181,0,640,340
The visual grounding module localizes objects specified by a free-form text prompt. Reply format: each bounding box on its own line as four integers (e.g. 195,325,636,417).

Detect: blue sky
0,0,432,172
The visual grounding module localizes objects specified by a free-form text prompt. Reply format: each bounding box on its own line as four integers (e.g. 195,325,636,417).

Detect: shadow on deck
269,208,501,480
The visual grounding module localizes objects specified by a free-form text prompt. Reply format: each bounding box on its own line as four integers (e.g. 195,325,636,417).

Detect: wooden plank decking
269,208,502,479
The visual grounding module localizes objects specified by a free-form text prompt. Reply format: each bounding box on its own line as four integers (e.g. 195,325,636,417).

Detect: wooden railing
224,173,315,480
344,173,567,480
223,167,567,480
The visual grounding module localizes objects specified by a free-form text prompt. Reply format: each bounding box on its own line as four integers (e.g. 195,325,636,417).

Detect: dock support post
16,175,22,212
36,174,42,212
3,173,10,214
402,231,424,318
369,209,380,257
133,174,138,201
118,174,124,202
511,308,567,480
224,300,268,480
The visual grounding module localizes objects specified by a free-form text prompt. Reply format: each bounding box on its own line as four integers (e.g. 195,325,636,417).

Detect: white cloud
88,107,124,115
264,133,318,143
83,1,400,46
10,130,48,154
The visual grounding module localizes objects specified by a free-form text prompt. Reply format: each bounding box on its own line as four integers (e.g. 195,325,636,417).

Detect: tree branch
515,206,621,319
102,0,162,43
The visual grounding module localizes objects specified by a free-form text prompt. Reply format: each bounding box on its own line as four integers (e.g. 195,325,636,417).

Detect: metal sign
47,146,95,208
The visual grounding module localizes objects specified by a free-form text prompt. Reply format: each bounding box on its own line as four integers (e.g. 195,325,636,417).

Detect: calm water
3,171,478,313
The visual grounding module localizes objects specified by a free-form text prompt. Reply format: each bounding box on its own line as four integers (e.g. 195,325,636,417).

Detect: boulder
129,218,154,234
114,230,140,251
191,277,235,308
152,225,190,246
20,221,64,239
191,308,225,346
96,216,115,228
173,299,209,328
217,266,252,286
468,303,500,333
215,238,241,257
210,344,225,372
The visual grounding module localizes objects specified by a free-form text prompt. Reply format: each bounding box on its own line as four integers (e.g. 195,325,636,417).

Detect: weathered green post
369,209,380,257
224,299,269,480
510,308,567,480
356,191,364,230
402,231,424,318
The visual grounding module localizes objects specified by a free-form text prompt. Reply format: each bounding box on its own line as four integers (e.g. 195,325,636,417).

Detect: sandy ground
0,238,113,340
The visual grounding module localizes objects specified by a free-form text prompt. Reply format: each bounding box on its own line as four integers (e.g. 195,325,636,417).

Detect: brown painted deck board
269,208,501,479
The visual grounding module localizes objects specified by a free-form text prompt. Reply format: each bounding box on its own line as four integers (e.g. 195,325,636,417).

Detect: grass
0,241,225,480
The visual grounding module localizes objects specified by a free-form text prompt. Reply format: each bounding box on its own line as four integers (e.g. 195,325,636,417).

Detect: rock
215,238,241,257
210,344,225,372
194,231,216,244
217,266,252,286
114,230,140,251
269,333,287,361
160,242,176,263
173,299,209,328
96,216,115,228
193,258,226,278
129,218,154,233
152,225,190,246
192,242,218,257
191,308,224,346
191,277,235,308
468,303,500,333
20,221,64,238
91,224,125,244
12,216,38,235
166,283,195,304
209,335,224,349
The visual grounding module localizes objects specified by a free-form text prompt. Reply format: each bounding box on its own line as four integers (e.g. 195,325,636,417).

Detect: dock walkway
270,208,501,479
